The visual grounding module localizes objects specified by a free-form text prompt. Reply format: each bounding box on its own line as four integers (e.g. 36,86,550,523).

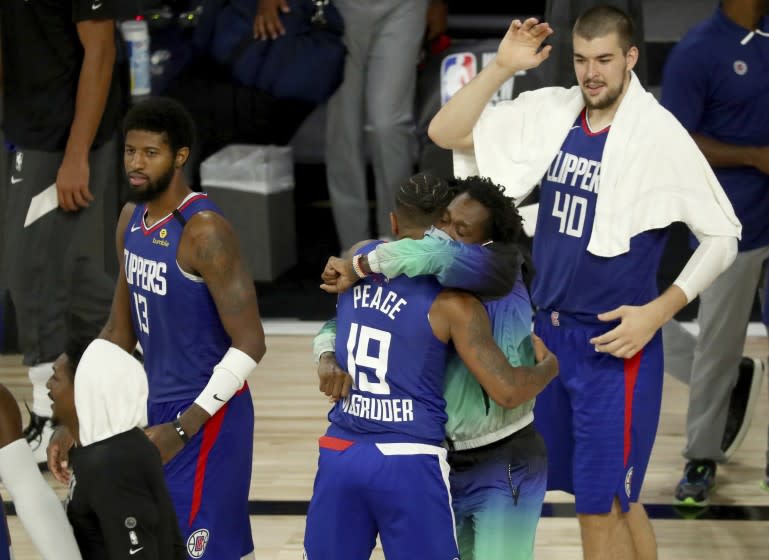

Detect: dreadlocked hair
451,176,523,243
395,173,456,229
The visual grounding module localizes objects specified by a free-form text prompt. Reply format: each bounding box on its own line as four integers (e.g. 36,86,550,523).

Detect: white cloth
453,72,741,257
75,339,148,446
0,439,82,560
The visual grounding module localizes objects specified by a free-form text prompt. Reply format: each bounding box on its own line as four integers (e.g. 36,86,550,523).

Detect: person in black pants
0,0,124,464
47,336,185,560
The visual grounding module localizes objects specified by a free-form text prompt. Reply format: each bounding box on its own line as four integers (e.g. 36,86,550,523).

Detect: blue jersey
123,193,231,404
661,8,769,250
328,243,449,446
531,111,668,319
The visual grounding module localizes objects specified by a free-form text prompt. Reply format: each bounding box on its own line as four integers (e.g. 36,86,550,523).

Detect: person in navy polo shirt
661,0,769,506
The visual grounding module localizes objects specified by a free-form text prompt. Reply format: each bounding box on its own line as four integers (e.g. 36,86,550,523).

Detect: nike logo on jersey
10,176,23,184
92,2,103,9
130,224,142,232
213,394,226,402
129,547,144,555
570,125,580,130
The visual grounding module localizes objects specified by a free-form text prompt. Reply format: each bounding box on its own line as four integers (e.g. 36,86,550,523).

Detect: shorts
533,311,663,514
304,435,459,560
148,385,254,559
0,506,10,560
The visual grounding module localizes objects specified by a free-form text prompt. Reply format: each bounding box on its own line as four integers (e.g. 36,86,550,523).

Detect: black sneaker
674,459,716,507
761,464,769,493
721,357,764,460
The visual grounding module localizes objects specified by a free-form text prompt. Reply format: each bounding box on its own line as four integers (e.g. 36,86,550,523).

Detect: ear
625,45,639,72
390,212,398,237
175,147,190,168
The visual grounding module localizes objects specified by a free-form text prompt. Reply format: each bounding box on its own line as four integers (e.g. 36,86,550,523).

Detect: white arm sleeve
0,439,82,560
194,347,258,416
673,235,737,303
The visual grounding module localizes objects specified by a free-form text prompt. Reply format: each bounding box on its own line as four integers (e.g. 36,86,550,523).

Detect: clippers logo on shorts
441,53,476,105
550,311,560,327
733,60,748,75
625,467,634,498
187,529,210,558
14,152,23,172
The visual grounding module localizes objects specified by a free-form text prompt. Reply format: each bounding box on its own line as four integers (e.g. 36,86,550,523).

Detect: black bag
208,0,346,104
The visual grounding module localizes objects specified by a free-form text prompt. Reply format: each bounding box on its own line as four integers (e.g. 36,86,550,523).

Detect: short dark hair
63,308,100,376
123,97,196,155
64,336,92,376
450,176,522,243
395,173,456,229
573,5,636,53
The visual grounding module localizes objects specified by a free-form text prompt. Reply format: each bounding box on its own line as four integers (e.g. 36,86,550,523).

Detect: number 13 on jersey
345,323,392,395
133,292,150,334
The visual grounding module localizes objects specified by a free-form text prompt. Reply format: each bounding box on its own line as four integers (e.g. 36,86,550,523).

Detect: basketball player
0,383,81,560
428,7,741,559
318,176,548,559
48,97,266,559
304,176,558,560
47,337,185,559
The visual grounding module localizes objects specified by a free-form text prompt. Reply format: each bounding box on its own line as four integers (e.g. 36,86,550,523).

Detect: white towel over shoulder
453,72,741,257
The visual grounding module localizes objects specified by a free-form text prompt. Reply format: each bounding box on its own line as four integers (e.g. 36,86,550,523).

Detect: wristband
194,347,258,416
351,254,367,279
173,418,190,444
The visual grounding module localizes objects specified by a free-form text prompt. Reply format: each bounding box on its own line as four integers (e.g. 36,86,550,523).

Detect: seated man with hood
47,338,185,560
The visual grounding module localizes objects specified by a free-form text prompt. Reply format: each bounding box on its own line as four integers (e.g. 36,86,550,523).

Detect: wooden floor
1,333,767,559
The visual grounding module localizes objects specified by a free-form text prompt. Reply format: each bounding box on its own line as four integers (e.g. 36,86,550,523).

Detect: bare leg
578,498,637,560
627,502,657,560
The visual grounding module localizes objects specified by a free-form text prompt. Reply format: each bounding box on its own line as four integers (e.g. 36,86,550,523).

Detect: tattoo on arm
466,304,548,388
466,304,519,386
193,222,255,317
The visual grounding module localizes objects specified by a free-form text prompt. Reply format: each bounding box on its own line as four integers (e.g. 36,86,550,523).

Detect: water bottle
120,18,151,98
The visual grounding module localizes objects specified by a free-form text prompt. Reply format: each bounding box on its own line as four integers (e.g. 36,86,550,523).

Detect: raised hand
495,18,554,73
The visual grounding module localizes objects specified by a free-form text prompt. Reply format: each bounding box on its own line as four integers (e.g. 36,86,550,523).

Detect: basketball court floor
0,322,766,559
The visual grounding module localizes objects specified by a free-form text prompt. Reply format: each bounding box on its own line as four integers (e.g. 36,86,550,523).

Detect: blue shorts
148,385,254,559
533,312,663,514
304,435,459,560
0,507,9,560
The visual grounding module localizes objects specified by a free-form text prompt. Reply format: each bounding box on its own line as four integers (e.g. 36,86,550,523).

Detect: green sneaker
674,459,716,507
